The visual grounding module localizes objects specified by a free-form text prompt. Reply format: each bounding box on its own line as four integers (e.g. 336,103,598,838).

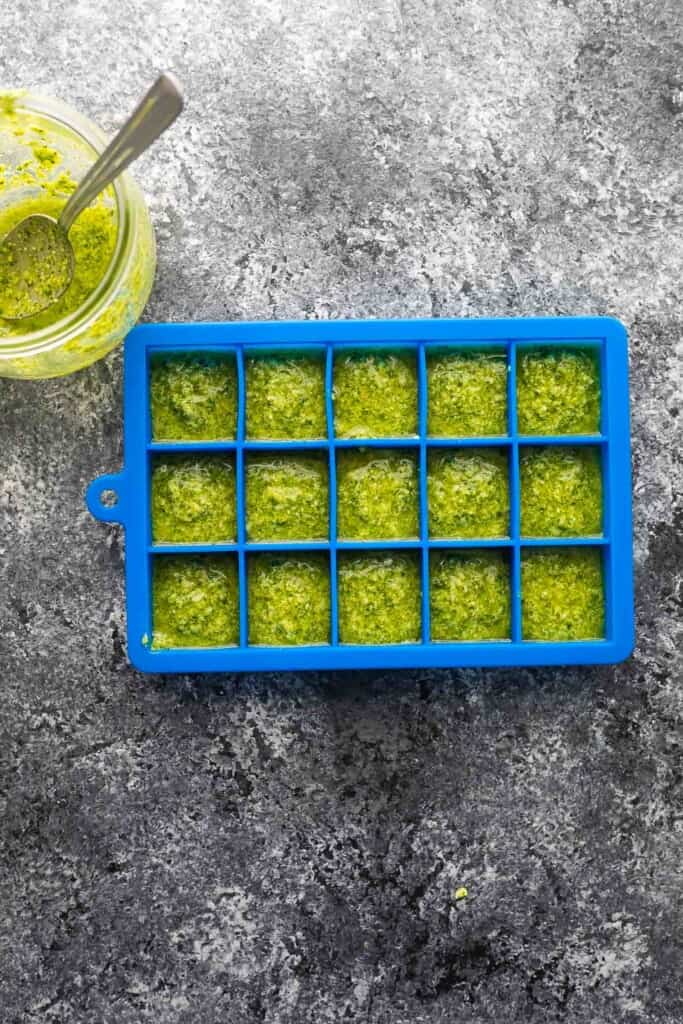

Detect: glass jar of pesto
0,92,156,378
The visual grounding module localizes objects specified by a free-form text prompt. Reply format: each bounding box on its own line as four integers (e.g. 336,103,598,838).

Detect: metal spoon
0,72,184,321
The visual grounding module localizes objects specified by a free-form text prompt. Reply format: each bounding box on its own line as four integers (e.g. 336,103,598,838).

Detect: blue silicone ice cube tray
86,316,634,673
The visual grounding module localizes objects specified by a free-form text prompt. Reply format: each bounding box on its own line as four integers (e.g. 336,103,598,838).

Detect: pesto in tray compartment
246,452,329,542
520,446,602,537
336,448,419,540
430,550,510,641
428,349,507,437
428,448,509,538
521,548,604,641
153,555,239,649
152,455,236,544
248,553,330,645
516,348,600,435
150,354,237,441
246,351,326,439
338,552,421,644
141,332,619,656
333,350,417,438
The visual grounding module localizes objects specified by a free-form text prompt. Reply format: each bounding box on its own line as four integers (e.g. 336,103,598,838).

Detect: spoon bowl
0,214,74,320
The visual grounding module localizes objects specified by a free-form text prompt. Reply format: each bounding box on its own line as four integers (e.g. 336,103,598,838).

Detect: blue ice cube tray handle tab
86,316,634,673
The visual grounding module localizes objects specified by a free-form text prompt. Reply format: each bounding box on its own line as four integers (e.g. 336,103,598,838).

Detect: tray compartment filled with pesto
86,316,634,672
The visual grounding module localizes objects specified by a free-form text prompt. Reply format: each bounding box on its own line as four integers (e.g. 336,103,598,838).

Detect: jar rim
0,91,138,358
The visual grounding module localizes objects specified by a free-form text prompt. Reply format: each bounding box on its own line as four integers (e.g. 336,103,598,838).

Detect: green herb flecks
153,556,239,649
150,355,237,441
517,348,600,435
522,548,604,640
430,550,510,641
336,448,419,540
338,552,421,644
428,349,507,437
152,455,236,544
246,453,329,541
246,352,327,439
428,448,509,538
520,446,602,537
29,140,59,168
248,554,330,645
333,351,417,438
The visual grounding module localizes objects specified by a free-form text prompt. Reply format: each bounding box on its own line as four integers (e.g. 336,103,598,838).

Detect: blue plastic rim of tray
86,316,634,673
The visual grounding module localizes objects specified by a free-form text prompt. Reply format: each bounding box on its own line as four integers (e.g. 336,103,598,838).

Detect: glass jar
0,92,156,378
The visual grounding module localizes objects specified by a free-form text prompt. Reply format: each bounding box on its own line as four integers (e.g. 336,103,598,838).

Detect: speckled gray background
1,1,682,1022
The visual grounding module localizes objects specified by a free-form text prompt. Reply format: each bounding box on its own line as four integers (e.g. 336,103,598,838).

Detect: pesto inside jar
0,92,156,378
0,94,117,336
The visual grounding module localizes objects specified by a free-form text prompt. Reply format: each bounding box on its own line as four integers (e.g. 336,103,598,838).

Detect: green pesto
520,446,602,537
29,140,60,167
0,191,117,331
153,556,239,649
430,550,510,641
150,356,237,441
517,349,600,435
0,93,18,117
246,353,326,439
338,553,421,645
428,448,509,538
522,548,604,641
248,554,330,645
333,351,418,438
246,453,328,541
151,456,236,544
336,448,419,540
428,349,507,437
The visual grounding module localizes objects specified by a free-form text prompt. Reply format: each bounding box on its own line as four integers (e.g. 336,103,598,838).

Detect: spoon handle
58,73,184,233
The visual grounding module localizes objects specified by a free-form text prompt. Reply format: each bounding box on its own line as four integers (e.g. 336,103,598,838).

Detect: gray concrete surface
1,1,682,1021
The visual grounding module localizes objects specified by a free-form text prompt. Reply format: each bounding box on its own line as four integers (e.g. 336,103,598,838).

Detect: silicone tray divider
418,342,431,644
507,338,523,643
235,344,248,648
325,344,339,645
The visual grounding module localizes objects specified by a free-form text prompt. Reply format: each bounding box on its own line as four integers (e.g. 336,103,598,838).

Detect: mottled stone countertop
1,2,681,1022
